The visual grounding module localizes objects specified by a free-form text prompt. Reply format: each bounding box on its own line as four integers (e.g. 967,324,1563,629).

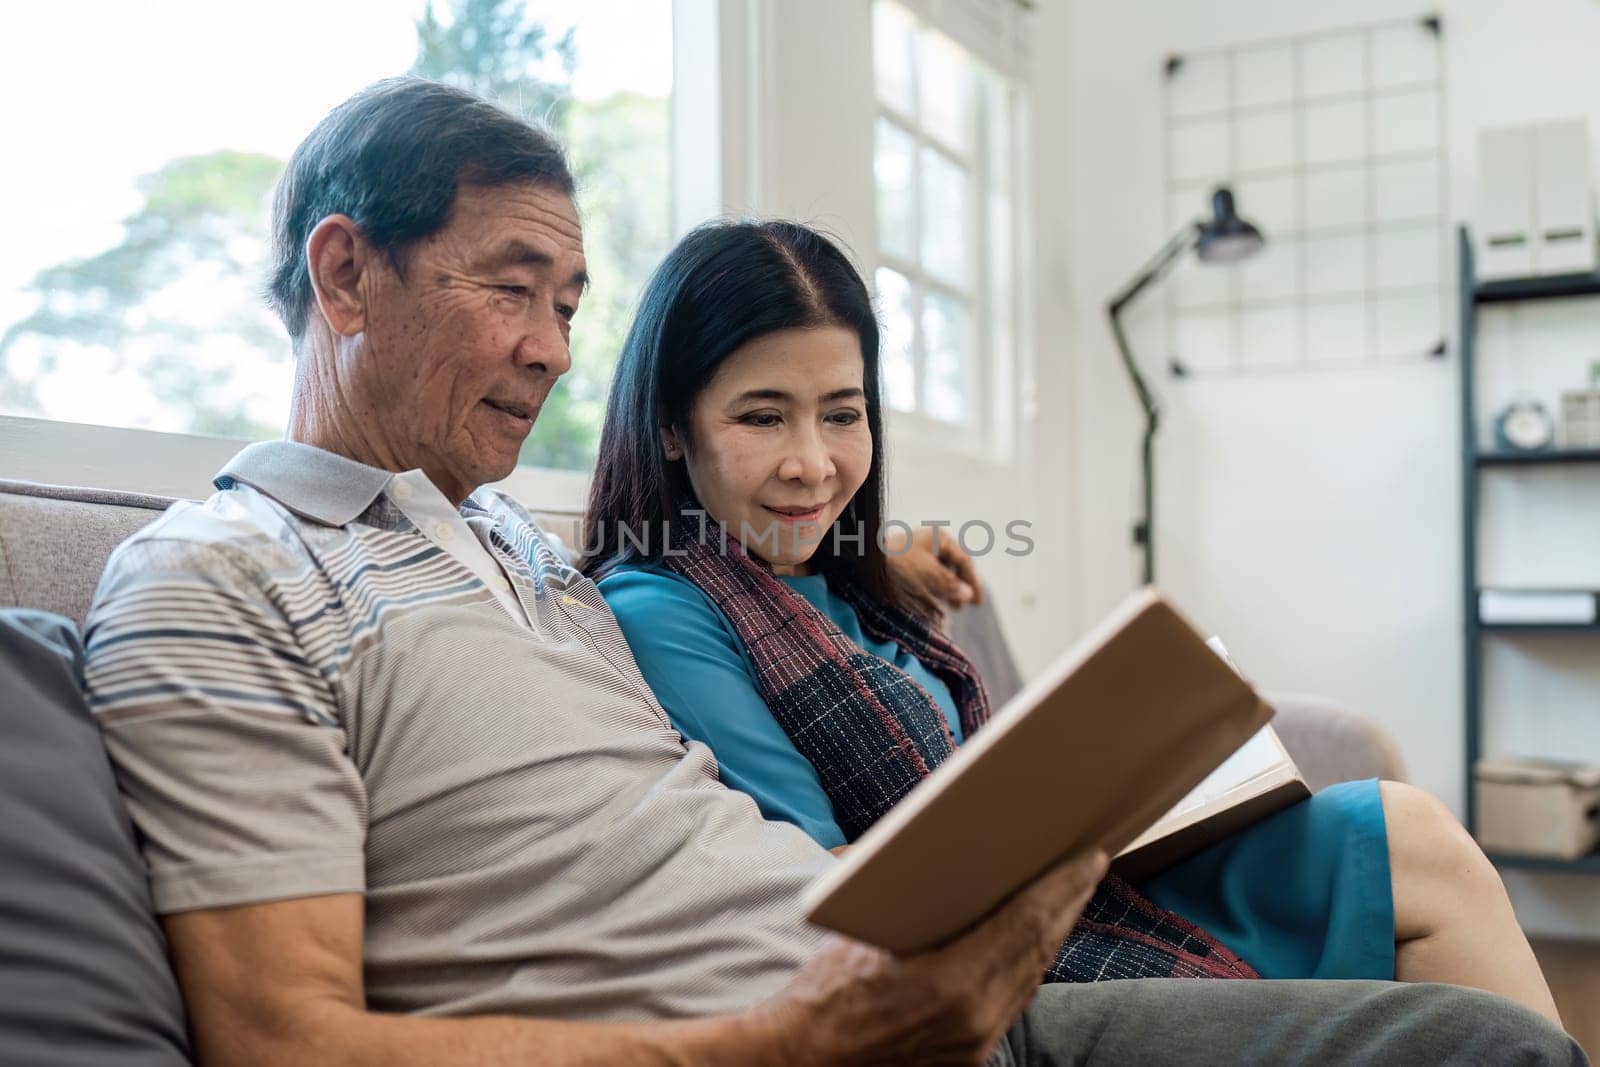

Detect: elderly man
81,78,1580,1066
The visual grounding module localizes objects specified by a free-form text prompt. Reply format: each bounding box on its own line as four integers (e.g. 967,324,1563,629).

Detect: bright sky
0,0,673,321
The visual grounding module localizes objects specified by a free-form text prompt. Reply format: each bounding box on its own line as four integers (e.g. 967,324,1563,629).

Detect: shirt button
494,576,512,593
390,480,414,502
433,522,454,542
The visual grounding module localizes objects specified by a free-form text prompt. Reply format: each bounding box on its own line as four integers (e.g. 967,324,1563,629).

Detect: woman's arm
599,568,849,850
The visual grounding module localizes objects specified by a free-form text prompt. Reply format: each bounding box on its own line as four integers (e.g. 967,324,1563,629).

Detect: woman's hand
883,524,983,611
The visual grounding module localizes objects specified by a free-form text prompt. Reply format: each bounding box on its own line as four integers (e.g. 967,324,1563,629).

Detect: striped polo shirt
82,441,830,1021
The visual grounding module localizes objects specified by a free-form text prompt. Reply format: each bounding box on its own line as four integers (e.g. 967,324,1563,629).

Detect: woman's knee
1379,781,1476,862
1379,781,1503,929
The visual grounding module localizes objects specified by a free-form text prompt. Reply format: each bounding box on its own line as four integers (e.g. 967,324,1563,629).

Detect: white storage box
1476,119,1598,280
1474,758,1600,860
1561,389,1600,448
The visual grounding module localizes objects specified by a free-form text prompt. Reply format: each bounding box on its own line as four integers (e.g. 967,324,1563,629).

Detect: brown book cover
803,589,1277,954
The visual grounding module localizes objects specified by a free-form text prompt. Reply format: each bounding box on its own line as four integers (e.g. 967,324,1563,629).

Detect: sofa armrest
1266,692,1408,792
944,596,1025,709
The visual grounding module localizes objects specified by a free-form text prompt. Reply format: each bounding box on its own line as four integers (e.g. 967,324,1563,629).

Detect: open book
1113,722,1307,881
804,590,1305,954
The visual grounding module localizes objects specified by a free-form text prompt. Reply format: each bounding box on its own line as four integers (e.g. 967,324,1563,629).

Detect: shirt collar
214,441,399,526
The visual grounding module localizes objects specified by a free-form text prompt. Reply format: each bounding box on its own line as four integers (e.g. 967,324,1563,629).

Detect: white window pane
875,118,916,262
917,28,973,156
875,267,917,412
920,148,971,288
873,1,915,115
922,290,970,422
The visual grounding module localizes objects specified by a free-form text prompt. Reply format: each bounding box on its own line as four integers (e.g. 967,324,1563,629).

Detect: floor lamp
1106,187,1265,586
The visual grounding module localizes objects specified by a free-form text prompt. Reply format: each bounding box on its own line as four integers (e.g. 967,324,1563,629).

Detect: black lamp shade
1195,187,1265,263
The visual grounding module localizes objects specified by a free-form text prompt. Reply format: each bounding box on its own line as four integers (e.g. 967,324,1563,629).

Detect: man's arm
164,894,775,1066
884,523,985,613
166,852,1107,1066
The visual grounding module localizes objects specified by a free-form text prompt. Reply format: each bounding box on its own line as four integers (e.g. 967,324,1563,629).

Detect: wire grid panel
1162,15,1448,376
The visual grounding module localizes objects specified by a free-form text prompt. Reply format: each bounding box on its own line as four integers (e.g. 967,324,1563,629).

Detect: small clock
1493,399,1555,452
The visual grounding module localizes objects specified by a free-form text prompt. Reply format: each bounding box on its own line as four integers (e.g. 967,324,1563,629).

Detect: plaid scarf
658,512,1257,983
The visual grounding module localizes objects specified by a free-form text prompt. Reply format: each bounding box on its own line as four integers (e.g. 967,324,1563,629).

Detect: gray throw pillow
0,609,191,1066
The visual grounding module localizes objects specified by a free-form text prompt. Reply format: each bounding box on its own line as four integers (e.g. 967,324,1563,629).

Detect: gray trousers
993,980,1586,1065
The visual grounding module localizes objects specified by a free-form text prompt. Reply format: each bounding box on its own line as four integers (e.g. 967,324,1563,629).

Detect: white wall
1064,0,1600,937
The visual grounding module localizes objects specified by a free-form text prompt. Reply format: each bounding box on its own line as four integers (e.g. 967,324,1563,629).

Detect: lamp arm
1105,220,1198,587
1106,220,1197,422
1107,221,1200,318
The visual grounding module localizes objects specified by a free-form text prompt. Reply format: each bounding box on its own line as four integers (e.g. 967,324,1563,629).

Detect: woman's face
669,326,873,576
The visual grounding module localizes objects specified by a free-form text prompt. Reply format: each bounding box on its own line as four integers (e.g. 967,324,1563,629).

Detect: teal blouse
599,564,961,849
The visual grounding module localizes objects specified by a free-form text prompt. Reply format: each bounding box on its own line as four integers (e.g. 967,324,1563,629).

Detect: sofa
0,476,1407,1064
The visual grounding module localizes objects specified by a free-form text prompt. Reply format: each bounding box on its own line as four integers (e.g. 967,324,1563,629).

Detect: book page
1159,726,1286,821
1151,636,1290,821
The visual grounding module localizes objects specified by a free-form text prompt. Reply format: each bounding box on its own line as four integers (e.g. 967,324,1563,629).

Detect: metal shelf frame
1459,225,1600,875
1477,448,1600,468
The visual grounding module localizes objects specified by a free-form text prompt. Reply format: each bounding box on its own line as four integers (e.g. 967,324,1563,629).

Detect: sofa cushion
0,480,171,626
0,609,191,1066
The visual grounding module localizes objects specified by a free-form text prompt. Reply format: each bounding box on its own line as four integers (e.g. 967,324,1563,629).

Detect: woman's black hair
581,219,907,610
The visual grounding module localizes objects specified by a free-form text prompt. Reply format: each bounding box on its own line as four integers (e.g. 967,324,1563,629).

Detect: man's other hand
758,849,1108,1066
884,523,983,612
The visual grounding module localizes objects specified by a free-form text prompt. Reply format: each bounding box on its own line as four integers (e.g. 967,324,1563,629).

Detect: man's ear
305,214,370,338
662,426,685,460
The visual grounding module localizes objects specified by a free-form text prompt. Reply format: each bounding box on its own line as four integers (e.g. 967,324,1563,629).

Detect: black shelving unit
1477,448,1600,468
1458,225,1600,873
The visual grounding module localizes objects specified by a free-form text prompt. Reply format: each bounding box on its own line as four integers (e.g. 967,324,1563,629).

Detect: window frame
870,0,1021,460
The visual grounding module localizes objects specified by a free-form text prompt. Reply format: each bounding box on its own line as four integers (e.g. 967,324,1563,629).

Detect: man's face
356,182,586,502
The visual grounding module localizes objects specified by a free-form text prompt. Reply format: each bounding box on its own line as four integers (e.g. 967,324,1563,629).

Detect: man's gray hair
266,76,575,344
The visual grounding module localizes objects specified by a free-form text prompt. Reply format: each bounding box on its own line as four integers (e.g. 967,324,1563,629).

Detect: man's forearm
207,997,805,1067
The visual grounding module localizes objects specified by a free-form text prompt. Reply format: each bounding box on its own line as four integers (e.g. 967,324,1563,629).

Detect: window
0,0,672,473
871,1,1016,439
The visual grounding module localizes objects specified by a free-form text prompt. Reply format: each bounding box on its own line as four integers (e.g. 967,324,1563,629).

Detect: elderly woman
580,218,1557,1019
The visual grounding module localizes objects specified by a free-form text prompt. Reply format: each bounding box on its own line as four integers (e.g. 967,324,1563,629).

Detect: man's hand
756,850,1109,1066
884,523,984,612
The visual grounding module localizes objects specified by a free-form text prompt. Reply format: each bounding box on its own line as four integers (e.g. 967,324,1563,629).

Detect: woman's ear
662,426,685,460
